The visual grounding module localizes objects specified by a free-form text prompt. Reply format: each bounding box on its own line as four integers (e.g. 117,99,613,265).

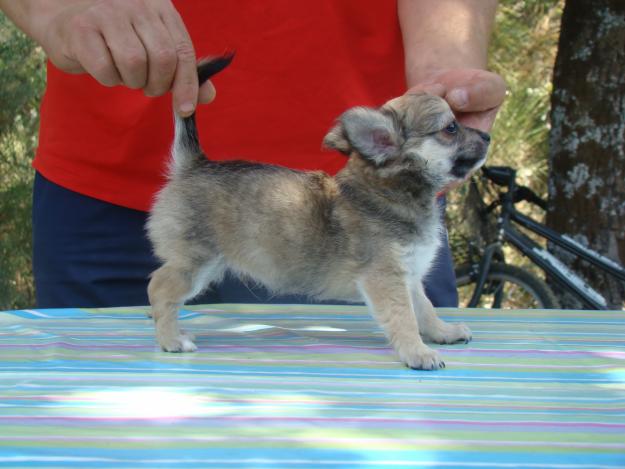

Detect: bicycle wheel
455,263,560,309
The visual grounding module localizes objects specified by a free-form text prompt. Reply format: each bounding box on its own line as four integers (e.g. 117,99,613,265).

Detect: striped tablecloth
0,305,624,468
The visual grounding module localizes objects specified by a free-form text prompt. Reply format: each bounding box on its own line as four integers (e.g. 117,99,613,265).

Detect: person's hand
34,0,214,116
407,68,506,132
408,68,506,193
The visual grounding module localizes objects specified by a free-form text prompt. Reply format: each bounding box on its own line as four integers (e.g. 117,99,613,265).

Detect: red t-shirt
34,1,406,212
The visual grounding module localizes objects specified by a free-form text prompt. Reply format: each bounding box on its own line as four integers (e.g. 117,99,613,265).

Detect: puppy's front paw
397,344,445,370
423,322,472,345
158,332,197,353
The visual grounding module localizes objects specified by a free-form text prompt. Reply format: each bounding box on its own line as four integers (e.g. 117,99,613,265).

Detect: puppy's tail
171,52,234,173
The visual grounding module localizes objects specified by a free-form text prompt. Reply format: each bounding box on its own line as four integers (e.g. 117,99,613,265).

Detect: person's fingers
456,106,500,133
99,16,149,90
70,26,121,87
159,7,198,116
445,71,507,113
132,13,178,97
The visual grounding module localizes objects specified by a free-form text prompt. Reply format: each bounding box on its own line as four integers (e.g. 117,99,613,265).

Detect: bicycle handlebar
480,166,548,211
514,187,548,211
481,166,516,186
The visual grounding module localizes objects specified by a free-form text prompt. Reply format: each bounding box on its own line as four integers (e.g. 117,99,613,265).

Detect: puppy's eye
444,121,459,134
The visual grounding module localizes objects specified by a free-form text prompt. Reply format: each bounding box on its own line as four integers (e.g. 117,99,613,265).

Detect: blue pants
32,173,458,308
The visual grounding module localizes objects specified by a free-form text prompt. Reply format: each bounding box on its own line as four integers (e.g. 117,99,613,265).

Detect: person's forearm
398,0,498,87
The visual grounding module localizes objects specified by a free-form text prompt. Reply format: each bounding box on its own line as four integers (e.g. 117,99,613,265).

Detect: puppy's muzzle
476,130,491,143
451,129,490,179
451,155,486,179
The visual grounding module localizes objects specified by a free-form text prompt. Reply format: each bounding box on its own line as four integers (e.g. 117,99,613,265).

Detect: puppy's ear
334,107,401,165
323,123,352,155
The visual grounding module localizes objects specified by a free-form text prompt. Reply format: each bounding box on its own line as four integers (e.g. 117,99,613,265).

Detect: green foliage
489,0,563,189
0,15,46,309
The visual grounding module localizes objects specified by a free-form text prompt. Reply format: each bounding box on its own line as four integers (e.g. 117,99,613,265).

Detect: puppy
147,55,490,370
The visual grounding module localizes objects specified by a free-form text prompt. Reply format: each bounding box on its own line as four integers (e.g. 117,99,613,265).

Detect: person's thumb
445,72,507,113
198,80,216,104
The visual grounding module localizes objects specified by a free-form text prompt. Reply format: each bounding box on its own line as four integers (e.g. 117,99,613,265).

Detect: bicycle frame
504,222,603,309
500,197,625,311
465,167,625,310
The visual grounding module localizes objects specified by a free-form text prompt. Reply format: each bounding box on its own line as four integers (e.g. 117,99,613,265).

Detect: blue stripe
2,447,625,468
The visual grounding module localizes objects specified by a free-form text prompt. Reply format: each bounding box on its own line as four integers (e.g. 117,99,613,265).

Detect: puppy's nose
477,130,491,143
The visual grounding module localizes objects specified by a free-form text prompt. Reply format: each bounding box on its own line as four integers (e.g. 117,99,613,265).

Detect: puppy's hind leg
148,259,223,352
412,282,472,344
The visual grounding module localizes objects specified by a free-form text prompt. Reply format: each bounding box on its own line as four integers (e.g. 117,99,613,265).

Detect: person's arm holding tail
0,0,213,116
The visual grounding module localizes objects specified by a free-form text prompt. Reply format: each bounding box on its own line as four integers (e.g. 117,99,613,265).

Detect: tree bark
548,0,625,309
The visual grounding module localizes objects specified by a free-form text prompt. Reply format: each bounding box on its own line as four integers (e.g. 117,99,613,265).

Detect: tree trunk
548,0,625,309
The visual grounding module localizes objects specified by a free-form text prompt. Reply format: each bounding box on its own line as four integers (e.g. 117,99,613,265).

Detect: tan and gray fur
147,55,490,370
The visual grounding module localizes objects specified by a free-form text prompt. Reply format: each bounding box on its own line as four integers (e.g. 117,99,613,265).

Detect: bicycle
454,165,625,309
